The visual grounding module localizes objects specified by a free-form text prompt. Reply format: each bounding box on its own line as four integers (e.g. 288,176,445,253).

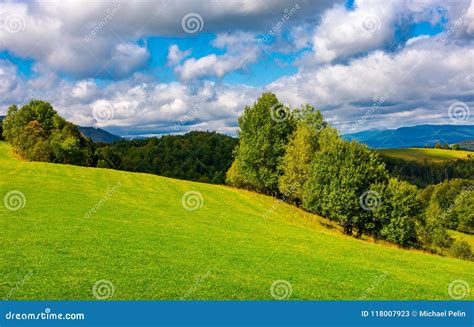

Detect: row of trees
2,101,94,166
434,142,461,150
227,93,472,258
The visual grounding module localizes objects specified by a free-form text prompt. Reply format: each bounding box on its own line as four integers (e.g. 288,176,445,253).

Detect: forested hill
95,131,238,184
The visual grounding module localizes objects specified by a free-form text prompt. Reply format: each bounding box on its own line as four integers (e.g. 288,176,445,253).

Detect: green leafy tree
422,201,453,248
2,100,94,166
449,191,474,234
428,179,474,229
452,144,460,150
371,178,421,247
302,140,388,236
278,106,325,203
232,93,295,194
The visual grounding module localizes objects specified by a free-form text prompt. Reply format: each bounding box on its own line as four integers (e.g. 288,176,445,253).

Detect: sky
0,0,473,138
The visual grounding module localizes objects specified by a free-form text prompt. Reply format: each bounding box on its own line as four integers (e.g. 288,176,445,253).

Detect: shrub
449,240,473,261
371,178,421,247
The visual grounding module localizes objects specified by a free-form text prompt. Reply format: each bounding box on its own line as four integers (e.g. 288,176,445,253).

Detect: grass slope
0,142,472,300
378,147,473,162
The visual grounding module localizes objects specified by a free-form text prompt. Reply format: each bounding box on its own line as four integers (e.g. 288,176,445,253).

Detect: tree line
95,132,237,183
226,93,472,259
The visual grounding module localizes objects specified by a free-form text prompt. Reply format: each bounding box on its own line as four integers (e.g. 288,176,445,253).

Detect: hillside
378,148,473,163
344,124,474,149
0,141,472,300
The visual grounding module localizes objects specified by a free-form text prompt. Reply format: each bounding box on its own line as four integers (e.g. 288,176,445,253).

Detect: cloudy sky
0,0,473,137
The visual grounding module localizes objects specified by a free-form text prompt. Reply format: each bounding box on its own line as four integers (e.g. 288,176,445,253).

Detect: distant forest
381,156,473,188
96,132,238,184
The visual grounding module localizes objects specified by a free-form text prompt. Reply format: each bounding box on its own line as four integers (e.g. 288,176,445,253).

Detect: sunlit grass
0,142,472,300
378,148,472,162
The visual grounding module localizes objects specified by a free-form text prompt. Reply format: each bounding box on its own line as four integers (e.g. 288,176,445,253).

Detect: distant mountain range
78,126,121,143
344,124,474,149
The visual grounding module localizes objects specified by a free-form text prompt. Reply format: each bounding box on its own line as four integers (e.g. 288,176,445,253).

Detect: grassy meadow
378,148,472,162
1,141,473,300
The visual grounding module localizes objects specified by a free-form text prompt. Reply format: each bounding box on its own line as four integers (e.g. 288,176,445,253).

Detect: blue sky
0,0,472,137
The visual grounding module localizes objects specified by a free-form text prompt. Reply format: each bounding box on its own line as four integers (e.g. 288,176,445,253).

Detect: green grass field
378,148,472,162
1,142,472,300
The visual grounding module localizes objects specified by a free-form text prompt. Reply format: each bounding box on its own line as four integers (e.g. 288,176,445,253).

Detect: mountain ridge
344,124,474,149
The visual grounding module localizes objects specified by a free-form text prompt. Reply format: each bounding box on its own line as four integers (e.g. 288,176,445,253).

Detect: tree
452,144,460,150
371,178,421,247
278,106,325,203
423,201,453,248
231,93,295,194
434,142,442,149
442,143,450,150
2,100,94,166
428,179,474,229
449,191,474,234
302,139,388,236
226,159,247,188
449,240,472,261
